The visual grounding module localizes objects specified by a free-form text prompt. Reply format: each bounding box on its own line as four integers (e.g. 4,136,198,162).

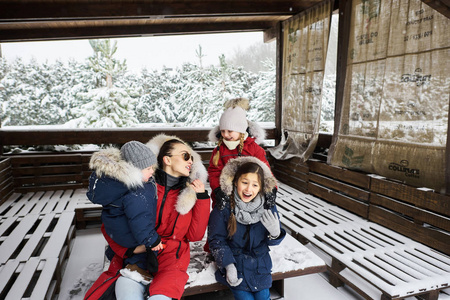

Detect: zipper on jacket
243,225,251,249
161,213,180,238
176,241,181,259
155,188,170,231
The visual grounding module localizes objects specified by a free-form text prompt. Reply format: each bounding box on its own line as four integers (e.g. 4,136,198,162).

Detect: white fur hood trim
208,121,266,145
220,156,277,196
146,134,208,215
89,148,143,190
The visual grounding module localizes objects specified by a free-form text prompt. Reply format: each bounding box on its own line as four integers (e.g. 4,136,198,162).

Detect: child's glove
264,187,277,208
214,187,229,210
225,264,243,287
146,247,159,274
261,209,281,239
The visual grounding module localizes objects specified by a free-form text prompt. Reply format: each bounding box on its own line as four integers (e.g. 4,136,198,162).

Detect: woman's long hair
227,162,265,238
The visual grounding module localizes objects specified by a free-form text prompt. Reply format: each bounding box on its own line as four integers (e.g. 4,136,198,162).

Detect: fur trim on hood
219,156,277,196
146,134,208,215
89,148,143,190
208,121,266,145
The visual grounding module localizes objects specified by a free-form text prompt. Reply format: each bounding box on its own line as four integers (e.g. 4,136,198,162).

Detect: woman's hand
190,179,205,193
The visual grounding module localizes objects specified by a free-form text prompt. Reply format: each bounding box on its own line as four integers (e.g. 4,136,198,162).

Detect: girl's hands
190,179,205,193
261,210,281,239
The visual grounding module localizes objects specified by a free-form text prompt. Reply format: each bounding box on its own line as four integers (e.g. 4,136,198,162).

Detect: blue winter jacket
208,203,286,292
87,172,160,267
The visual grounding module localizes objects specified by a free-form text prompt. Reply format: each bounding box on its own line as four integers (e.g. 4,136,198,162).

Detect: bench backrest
0,158,14,203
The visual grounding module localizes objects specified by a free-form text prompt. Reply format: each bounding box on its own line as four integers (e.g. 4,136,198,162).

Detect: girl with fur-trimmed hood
84,135,210,300
208,97,273,209
208,156,286,300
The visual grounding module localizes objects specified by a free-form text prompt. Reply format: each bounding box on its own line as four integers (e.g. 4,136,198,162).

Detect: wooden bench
74,195,102,230
0,257,60,300
0,189,81,219
0,187,81,300
182,233,326,298
277,182,450,300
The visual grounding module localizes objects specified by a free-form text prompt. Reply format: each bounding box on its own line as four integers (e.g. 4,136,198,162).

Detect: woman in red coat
84,135,210,300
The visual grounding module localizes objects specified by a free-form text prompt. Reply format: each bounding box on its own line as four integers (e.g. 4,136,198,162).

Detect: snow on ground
58,228,106,300
58,227,364,300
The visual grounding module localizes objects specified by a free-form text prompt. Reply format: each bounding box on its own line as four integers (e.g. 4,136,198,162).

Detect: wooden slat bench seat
0,257,59,300
182,233,326,298
0,212,76,282
0,195,76,299
0,189,81,220
277,183,450,300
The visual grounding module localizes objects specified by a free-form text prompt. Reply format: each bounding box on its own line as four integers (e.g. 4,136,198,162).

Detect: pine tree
248,59,276,122
68,39,138,128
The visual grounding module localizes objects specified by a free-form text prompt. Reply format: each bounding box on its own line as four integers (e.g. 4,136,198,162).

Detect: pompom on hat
120,141,156,170
219,97,250,134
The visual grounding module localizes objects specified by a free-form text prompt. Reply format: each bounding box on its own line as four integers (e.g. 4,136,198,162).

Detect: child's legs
230,288,270,300
115,276,145,300
254,289,270,300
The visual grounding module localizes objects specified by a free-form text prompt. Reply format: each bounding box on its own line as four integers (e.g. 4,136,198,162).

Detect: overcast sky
2,32,265,72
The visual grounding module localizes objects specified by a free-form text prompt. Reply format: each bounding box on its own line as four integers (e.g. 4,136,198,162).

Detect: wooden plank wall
308,159,371,218
10,154,89,192
271,156,309,194
369,177,450,255
0,158,14,204
4,148,214,195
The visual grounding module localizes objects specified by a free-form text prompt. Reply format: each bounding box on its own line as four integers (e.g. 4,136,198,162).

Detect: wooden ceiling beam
0,21,277,42
0,1,318,21
421,0,450,19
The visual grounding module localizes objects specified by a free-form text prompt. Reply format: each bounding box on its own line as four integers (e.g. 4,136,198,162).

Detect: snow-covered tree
135,68,178,123
68,39,138,128
248,59,276,122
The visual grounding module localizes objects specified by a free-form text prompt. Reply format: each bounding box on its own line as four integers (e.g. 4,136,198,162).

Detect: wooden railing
0,127,277,153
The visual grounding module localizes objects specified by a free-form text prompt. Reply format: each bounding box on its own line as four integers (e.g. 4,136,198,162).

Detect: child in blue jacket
207,156,286,300
87,141,163,284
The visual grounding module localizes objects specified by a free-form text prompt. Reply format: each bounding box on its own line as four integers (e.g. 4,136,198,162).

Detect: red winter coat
208,136,269,207
84,169,210,300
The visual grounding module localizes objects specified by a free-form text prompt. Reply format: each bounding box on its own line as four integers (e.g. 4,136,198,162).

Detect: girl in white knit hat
207,98,276,211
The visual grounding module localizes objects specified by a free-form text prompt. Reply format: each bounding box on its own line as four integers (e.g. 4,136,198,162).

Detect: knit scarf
223,132,248,150
234,189,265,225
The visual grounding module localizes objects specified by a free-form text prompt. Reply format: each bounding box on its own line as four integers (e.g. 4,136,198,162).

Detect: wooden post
329,257,345,288
275,21,283,146
328,0,353,163
446,95,450,195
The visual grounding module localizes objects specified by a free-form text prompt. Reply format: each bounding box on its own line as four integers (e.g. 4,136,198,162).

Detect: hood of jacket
89,147,143,190
219,156,277,197
208,120,266,145
146,134,208,215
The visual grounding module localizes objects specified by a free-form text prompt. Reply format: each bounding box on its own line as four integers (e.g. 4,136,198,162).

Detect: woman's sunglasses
169,152,193,162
